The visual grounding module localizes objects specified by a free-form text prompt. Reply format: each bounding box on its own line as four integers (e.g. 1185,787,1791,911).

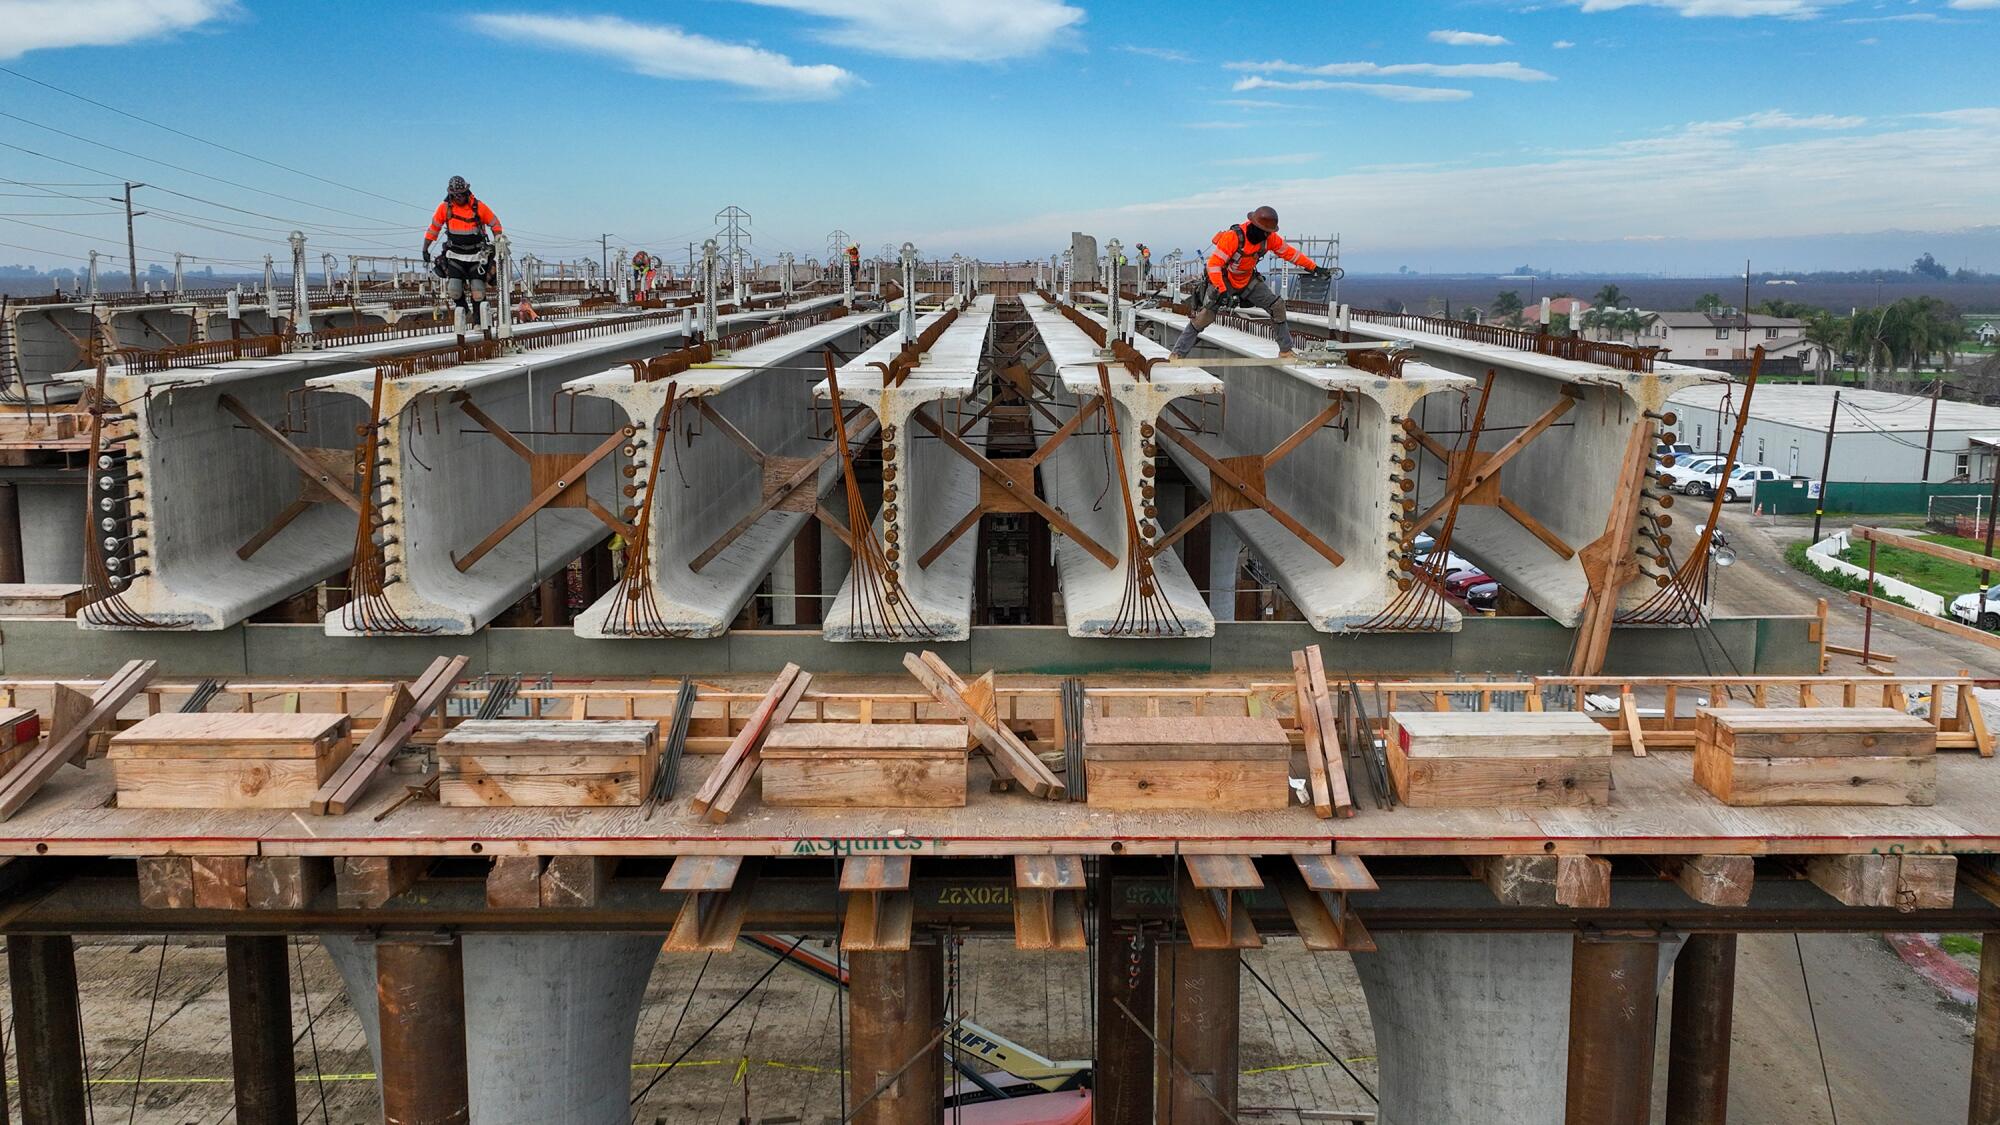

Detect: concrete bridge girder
1285,311,1712,625
1020,294,1220,637
817,297,994,642
1134,307,1473,633
567,309,892,638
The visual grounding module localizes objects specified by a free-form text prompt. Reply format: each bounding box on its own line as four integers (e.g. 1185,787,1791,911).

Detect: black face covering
1245,223,1270,244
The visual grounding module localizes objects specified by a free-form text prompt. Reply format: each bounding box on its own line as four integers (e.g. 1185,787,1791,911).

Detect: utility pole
1811,388,1841,543
1984,454,2000,584
598,235,611,289
114,182,146,292
716,206,752,300
1919,377,1941,483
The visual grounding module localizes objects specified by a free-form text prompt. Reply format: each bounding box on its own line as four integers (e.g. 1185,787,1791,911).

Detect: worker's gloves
422,247,433,266
1308,266,1332,280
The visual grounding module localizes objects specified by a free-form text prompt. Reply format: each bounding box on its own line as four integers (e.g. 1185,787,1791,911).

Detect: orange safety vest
425,197,503,250
1205,224,1313,291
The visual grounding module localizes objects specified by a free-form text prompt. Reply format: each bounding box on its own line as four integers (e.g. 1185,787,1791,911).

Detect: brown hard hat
1249,206,1280,232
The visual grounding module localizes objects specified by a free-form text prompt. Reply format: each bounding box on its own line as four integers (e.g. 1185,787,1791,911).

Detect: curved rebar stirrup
341,366,432,634
1098,364,1185,637
602,385,687,637
824,349,940,640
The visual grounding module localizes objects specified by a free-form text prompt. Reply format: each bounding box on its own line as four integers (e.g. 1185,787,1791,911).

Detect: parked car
1653,442,1693,464
1661,455,1731,493
1950,584,2000,630
1686,464,1779,502
1443,568,1491,598
1464,580,1501,611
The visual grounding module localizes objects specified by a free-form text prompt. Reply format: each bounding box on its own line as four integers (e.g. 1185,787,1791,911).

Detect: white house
1628,311,1830,368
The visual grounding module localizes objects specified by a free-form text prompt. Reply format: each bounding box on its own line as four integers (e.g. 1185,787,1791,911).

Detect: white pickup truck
1949,584,2000,630
1681,464,1781,502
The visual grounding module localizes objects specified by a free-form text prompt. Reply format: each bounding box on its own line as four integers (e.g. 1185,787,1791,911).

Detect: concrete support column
848,944,943,1125
225,936,297,1125
8,936,86,1125
1153,943,1239,1124
1665,933,1737,1125
1208,520,1240,622
1565,937,1662,1125
1974,933,2000,1125
1094,879,1155,1125
376,940,469,1125
1353,932,1573,1124
794,520,823,626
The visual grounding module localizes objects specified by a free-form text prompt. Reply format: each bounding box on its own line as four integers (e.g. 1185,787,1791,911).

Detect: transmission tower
715,205,752,299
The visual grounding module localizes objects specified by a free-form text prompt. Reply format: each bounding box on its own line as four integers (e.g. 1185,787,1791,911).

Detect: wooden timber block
1387,711,1611,808
1081,715,1291,811
1695,707,1936,807
542,856,617,908
0,707,39,778
1664,855,1754,906
1896,854,1958,911
1805,854,1897,908
0,584,83,618
335,856,428,909
1468,855,1612,908
191,856,250,910
437,719,658,808
486,856,548,908
246,856,331,910
760,723,969,808
107,712,354,809
136,855,194,909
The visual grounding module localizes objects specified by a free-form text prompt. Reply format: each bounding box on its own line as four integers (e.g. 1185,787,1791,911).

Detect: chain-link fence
1928,493,1991,536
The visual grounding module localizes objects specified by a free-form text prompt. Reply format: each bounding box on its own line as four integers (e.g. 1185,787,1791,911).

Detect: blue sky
0,0,1996,275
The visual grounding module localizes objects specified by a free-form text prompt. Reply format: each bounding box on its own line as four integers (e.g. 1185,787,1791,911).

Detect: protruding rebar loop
824,350,941,640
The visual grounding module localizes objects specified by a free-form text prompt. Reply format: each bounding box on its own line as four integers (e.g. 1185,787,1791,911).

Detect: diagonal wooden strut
1404,389,1578,540
690,406,878,572
1153,397,1346,568
910,402,1118,570
1568,417,1659,676
450,399,635,573
218,394,361,513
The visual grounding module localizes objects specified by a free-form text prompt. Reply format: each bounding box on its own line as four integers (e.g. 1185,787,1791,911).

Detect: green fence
1753,478,1991,516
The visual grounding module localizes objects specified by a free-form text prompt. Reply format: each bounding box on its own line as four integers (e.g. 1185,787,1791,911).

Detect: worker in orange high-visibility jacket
422,175,503,315
1170,205,1329,359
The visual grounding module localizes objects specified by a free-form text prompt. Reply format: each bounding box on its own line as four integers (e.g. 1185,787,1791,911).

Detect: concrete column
376,940,469,1125
1153,942,1239,1124
794,519,823,626
8,936,86,1125
1565,937,1661,1125
225,936,298,1125
1353,932,1573,1124
848,944,944,1125
1094,911,1155,1125
1208,520,1240,622
1974,933,2000,1125
1665,933,1737,1125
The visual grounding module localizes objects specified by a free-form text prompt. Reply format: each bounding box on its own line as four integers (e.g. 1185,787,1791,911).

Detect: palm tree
1803,313,1845,385
1593,283,1627,310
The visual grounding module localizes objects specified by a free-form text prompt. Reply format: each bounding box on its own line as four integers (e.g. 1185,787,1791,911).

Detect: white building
1667,383,2000,484
1635,311,1829,369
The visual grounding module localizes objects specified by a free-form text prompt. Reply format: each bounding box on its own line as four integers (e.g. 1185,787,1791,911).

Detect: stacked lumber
0,707,40,776
690,663,810,823
902,651,1064,799
0,660,155,821
1386,711,1612,807
761,723,968,808
311,654,468,815
1081,715,1291,810
436,720,659,807
0,584,83,618
109,713,354,809
1694,706,1935,806
1291,645,1352,818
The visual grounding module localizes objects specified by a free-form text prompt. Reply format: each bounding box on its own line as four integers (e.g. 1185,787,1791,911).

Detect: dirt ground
5,507,1992,1124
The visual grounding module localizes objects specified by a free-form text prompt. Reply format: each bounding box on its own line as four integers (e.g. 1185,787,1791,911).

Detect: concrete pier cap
565,308,890,638
816,295,994,642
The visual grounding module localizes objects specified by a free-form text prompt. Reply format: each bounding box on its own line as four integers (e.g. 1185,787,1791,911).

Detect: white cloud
1429,29,1512,45
735,0,1084,62
468,13,855,100
1231,76,1474,102
1216,98,1299,109
0,0,235,59
1737,109,1868,129
1949,0,2000,8
1210,153,1322,167
919,108,2000,256
1553,39,1579,47
1566,0,1834,16
1184,121,1250,129
1117,44,1193,62
1227,59,1556,82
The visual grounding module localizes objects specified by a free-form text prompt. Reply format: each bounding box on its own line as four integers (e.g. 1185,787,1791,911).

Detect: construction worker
631,249,650,294
1170,206,1329,359
1137,243,1152,285
421,175,502,316
845,243,861,280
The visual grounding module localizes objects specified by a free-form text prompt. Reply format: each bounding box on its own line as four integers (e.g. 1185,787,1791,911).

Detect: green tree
1593,283,1627,309
1754,298,1821,320
1912,252,1949,281
1492,289,1524,327
1694,293,1725,314
1802,312,1846,385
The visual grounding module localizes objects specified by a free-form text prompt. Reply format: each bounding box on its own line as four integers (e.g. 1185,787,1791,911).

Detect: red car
1443,568,1491,598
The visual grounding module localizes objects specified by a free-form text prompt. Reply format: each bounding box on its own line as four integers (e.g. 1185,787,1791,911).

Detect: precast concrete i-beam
314,318,720,636
76,311,675,632
1019,294,1219,637
3,300,198,400
1289,308,1715,626
1134,306,1474,632
565,308,891,638
817,296,993,642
